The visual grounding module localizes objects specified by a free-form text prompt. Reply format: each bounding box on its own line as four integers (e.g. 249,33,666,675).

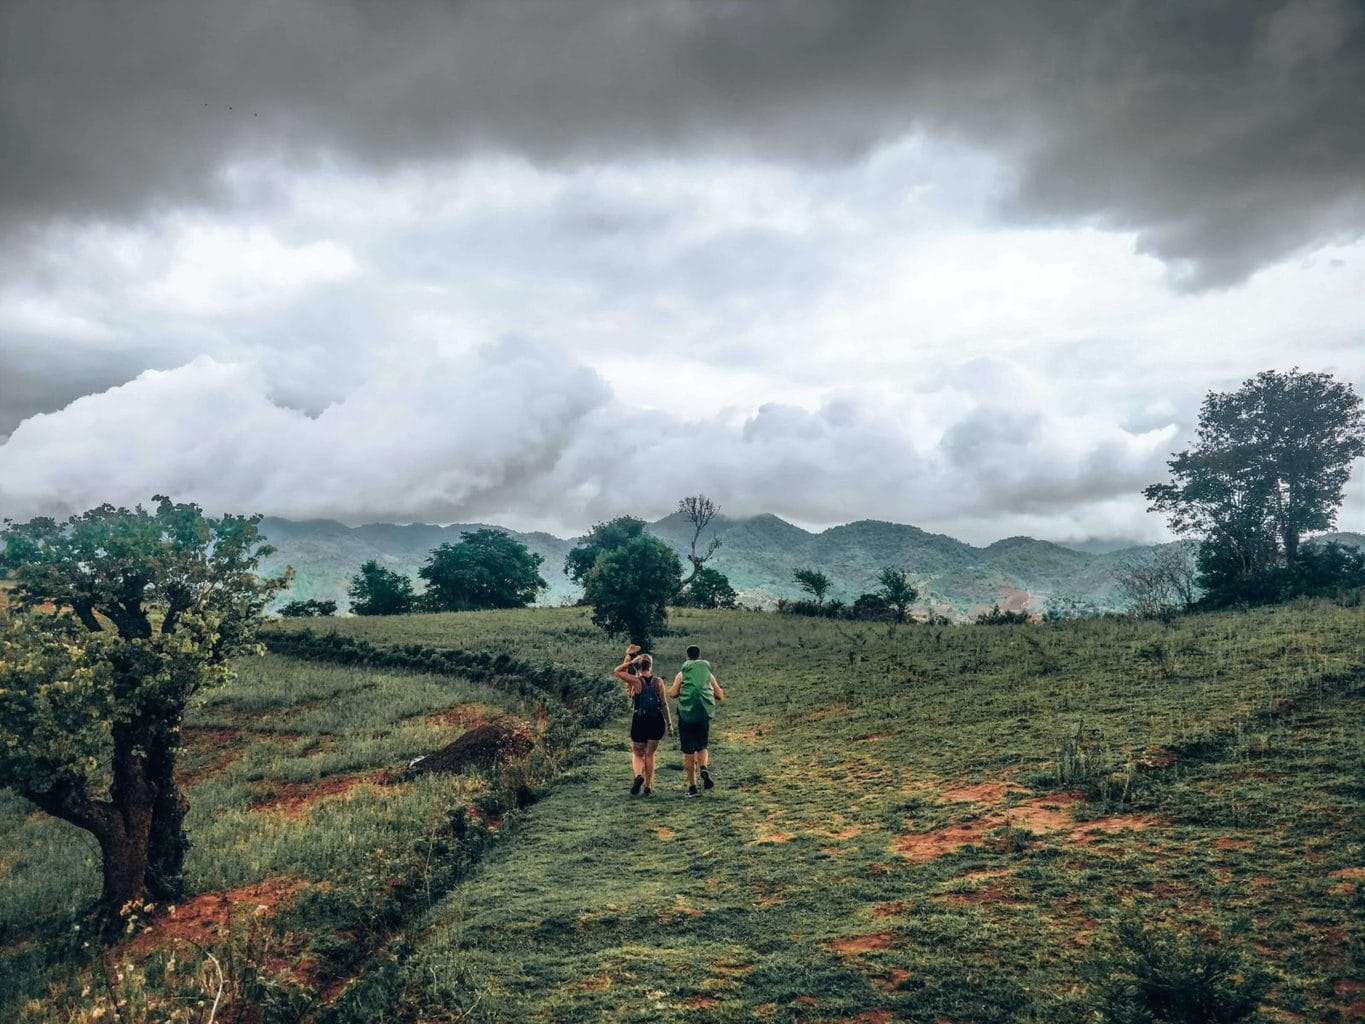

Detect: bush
1087,917,1270,1024
775,598,843,619
278,598,337,618
975,604,1031,625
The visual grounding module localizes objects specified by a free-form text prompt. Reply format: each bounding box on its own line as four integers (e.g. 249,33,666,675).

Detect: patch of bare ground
753,832,793,844
1214,837,1252,850
654,826,675,841
430,702,515,731
830,931,897,954
1332,867,1365,895
683,995,719,1009
896,789,1153,862
870,901,911,919
845,1012,894,1024
659,897,705,924
935,881,1025,908
723,726,767,742
125,877,306,954
1336,979,1365,1020
251,772,403,817
942,782,1028,803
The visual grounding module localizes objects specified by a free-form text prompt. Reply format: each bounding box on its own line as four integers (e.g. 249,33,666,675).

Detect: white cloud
0,339,1183,545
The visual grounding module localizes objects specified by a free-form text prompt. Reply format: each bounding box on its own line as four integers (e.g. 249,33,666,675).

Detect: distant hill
259,513,1152,617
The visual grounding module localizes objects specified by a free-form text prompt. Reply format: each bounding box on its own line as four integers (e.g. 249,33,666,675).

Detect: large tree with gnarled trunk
0,497,287,920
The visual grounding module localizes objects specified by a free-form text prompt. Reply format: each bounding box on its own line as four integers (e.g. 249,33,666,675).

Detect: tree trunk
145,719,190,900
103,717,158,917
97,809,153,918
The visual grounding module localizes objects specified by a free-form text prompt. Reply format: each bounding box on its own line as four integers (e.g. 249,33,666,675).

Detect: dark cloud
0,338,164,438
3,1,1362,286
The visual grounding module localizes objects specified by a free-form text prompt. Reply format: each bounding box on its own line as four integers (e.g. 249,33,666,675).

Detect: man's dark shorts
677,716,710,754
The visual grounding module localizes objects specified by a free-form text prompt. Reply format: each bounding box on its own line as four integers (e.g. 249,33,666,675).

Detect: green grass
2,603,1363,1022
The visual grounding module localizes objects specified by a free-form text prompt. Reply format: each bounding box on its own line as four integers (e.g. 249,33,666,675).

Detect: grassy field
1,603,1362,1022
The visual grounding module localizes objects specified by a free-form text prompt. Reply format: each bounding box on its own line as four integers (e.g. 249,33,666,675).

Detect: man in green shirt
668,644,725,797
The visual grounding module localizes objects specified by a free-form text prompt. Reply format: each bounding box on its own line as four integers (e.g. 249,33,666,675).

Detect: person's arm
614,646,641,691
668,672,683,699
711,674,725,701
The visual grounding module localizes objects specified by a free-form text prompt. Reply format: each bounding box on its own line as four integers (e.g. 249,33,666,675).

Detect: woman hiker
614,644,672,796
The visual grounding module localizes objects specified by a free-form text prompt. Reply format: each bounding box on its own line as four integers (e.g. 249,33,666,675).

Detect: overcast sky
2,0,1363,544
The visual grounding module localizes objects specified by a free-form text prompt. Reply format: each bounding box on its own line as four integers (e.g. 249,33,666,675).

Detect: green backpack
677,659,716,722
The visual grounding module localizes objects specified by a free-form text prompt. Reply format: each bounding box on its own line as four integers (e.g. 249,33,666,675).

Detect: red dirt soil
896,789,1153,862
251,771,402,817
830,931,897,954
125,877,306,954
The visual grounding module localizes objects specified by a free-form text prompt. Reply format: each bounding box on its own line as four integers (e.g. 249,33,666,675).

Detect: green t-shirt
677,659,716,722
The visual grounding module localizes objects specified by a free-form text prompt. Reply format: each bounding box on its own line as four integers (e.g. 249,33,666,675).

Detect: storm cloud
4,0,1364,287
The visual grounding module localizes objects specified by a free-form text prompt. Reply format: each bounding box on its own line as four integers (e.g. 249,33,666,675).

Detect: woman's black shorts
630,712,666,743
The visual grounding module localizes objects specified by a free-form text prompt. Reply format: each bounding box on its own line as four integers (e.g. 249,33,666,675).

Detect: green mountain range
259,514,1122,616
258,516,1365,619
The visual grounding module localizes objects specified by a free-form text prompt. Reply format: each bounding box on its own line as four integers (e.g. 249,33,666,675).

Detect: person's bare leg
643,740,659,789
684,752,696,789
631,742,646,783
699,748,713,788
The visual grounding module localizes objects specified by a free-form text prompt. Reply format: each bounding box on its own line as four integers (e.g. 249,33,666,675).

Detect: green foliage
346,560,416,615
877,565,918,622
278,598,337,618
849,591,892,620
563,516,648,586
975,603,1030,624
1146,368,1365,606
775,597,844,618
0,614,114,797
417,529,547,612
1088,917,1271,1023
0,497,286,912
259,627,618,730
565,518,682,646
792,567,831,603
1042,593,1101,621
677,566,738,609
1199,539,1365,609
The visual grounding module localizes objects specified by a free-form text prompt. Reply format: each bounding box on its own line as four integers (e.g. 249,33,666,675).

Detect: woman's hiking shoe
631,775,645,796
700,767,714,790
686,784,699,798
643,786,652,796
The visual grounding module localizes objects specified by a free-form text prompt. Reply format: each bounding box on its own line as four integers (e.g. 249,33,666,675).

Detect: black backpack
634,675,664,716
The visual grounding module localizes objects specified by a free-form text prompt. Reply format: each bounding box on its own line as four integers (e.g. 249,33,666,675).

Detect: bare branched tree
1112,542,1200,618
678,494,721,588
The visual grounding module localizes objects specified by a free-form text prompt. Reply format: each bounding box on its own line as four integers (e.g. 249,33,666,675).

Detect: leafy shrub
278,598,337,617
1087,917,1270,1024
975,604,1031,625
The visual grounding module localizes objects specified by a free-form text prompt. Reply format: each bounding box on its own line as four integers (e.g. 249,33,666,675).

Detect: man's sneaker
686,785,699,798
643,786,652,797
700,767,714,790
631,775,644,796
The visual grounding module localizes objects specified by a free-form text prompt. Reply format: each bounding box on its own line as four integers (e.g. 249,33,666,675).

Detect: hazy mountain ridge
258,516,1364,617
260,514,1119,615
